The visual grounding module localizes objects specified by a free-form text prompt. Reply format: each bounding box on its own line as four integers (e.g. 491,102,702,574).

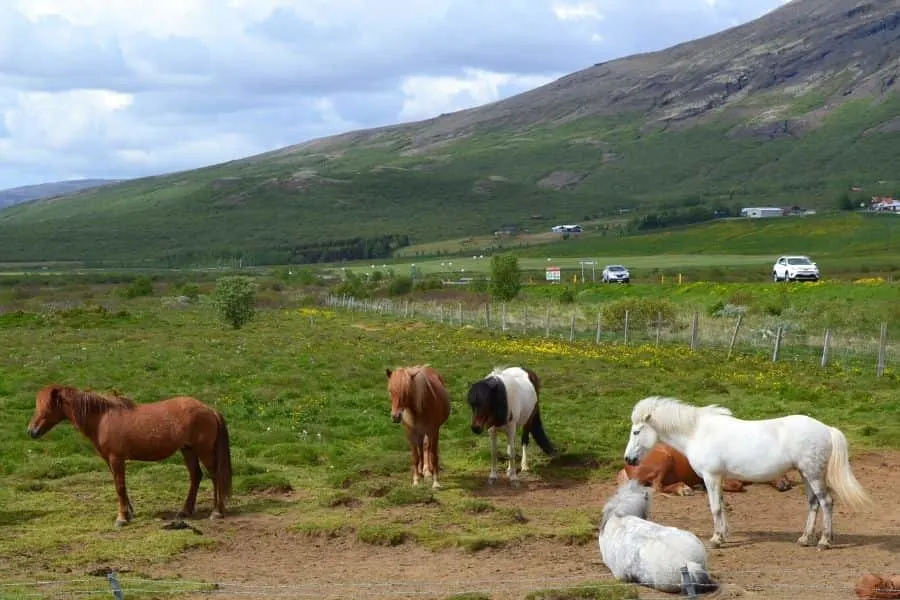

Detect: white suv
772,256,820,282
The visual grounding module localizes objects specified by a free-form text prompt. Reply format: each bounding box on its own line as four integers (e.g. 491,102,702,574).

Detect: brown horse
27,385,232,527
616,443,793,495
386,366,451,489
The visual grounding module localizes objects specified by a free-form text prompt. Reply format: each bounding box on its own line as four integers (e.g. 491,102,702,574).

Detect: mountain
0,0,898,267
0,179,121,209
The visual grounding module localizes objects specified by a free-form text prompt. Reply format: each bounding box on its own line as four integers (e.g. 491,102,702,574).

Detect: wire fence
324,295,897,377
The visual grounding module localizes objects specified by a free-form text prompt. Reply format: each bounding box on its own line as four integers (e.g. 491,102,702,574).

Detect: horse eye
632,430,639,436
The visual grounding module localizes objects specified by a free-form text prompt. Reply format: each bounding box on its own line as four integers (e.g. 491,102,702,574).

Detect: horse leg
797,473,820,547
422,434,433,478
108,456,132,527
488,427,499,484
702,474,729,547
506,423,519,487
407,430,423,487
428,429,442,489
178,448,203,518
197,450,224,519
661,482,694,496
520,425,530,473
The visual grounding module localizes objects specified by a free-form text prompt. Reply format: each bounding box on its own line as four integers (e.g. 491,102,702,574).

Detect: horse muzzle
391,413,402,423
624,456,639,466
27,425,43,439
471,425,483,435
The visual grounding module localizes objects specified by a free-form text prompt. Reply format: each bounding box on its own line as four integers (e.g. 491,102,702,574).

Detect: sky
0,0,790,190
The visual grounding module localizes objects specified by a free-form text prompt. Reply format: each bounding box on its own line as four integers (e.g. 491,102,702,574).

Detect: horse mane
57,386,136,425
631,396,731,435
601,480,651,532
388,365,431,414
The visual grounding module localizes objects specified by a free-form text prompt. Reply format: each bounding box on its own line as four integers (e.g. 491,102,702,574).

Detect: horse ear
385,368,392,379
486,378,497,389
643,413,652,423
48,386,61,406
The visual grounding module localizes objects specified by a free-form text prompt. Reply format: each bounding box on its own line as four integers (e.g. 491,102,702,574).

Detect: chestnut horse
617,443,793,495
386,366,451,489
27,385,232,527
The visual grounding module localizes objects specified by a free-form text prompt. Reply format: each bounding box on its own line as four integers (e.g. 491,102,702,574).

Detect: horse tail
523,367,541,396
682,562,718,595
529,404,556,456
215,411,233,502
825,426,872,512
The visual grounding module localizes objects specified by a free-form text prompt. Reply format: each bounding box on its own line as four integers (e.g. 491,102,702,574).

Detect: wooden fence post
690,312,699,351
569,312,576,343
727,314,743,360
877,322,888,377
595,312,602,344
624,310,630,345
485,304,491,329
820,329,831,368
457,303,463,325
772,326,783,362
545,304,551,337
439,304,444,324
655,311,663,346
501,303,507,332
523,306,529,334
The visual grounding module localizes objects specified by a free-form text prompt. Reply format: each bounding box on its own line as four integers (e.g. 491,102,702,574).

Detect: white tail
826,427,873,512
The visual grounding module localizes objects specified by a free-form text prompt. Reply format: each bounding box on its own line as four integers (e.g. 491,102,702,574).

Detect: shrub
388,275,413,296
490,254,521,301
558,286,576,304
213,276,257,329
120,276,153,299
601,297,676,330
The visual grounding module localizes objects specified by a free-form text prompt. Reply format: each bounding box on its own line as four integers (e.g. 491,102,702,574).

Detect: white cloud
0,0,791,189
552,2,603,21
399,69,559,121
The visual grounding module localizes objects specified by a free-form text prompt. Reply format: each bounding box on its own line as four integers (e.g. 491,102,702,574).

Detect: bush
213,276,257,329
558,286,576,304
600,297,676,330
120,276,153,299
388,275,413,296
490,254,521,301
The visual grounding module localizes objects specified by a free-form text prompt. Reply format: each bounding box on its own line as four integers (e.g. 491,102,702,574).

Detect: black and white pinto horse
466,366,555,486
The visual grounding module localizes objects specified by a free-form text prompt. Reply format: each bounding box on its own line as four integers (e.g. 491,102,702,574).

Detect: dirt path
144,452,900,599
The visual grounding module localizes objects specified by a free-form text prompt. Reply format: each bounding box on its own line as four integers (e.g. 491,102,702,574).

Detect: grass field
1,285,899,597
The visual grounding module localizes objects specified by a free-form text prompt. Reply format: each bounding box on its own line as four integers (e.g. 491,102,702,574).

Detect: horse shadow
734,530,900,552
153,496,292,524
450,450,607,496
0,509,48,527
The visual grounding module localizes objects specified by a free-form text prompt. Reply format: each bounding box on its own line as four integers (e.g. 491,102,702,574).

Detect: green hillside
0,0,898,267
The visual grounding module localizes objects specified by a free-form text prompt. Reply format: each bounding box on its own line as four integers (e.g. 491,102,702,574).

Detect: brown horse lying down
856,573,900,599
616,443,793,495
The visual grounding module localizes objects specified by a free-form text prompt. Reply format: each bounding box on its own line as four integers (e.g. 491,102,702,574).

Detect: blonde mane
388,365,432,414
631,396,731,435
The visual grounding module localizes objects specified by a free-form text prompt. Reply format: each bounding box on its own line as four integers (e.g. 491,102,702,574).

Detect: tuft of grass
524,582,638,600
443,593,493,600
234,473,293,494
357,523,413,546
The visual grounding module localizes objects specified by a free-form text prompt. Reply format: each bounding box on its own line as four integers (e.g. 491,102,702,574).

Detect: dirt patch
144,452,900,599
537,171,587,190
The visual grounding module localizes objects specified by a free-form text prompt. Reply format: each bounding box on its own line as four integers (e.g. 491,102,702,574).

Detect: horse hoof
708,537,722,549
115,519,129,528
797,535,811,547
510,479,521,488
209,511,223,521
431,481,441,490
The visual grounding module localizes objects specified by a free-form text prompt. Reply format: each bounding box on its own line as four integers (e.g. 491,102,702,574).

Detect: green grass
0,92,898,267
1,289,899,596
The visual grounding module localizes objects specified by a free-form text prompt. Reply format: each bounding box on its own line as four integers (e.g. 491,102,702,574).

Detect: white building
741,207,784,218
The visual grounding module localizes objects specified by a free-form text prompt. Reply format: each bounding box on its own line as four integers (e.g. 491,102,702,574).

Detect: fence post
624,309,630,345
107,570,124,600
690,312,699,351
404,300,409,319
439,304,445,324
655,311,663,346
457,302,463,325
877,322,888,377
569,312,576,343
595,312,602,344
485,304,491,329
545,304,551,337
727,313,743,361
523,306,529,334
820,328,831,368
501,303,507,332
772,326,783,362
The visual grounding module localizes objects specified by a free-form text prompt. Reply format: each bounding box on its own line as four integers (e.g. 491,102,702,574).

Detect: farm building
740,207,785,218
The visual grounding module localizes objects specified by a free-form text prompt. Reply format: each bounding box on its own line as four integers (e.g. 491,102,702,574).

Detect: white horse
466,366,555,486
600,480,717,595
624,396,873,549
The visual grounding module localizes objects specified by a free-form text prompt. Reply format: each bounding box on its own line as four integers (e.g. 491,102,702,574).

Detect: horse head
466,376,508,434
601,479,651,531
28,385,67,438
624,413,658,466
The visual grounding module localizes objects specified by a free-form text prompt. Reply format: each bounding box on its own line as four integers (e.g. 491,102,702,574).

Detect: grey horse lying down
599,480,718,595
